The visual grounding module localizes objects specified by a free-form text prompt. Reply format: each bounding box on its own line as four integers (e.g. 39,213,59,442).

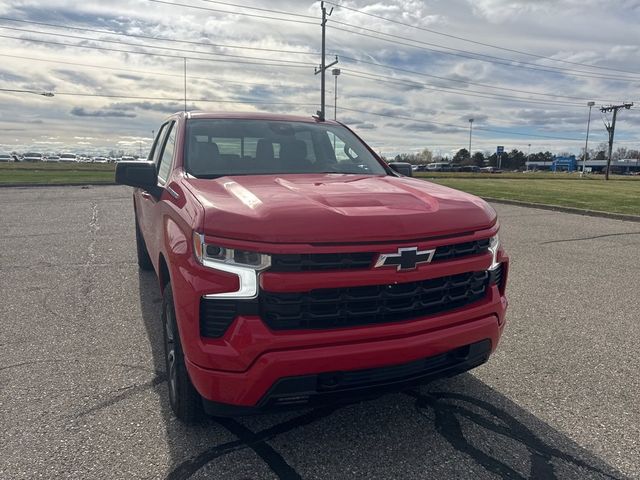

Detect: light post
332,68,341,121
582,101,595,176
468,118,474,160
527,143,531,171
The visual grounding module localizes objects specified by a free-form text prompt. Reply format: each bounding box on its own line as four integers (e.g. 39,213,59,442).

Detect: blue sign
497,146,504,154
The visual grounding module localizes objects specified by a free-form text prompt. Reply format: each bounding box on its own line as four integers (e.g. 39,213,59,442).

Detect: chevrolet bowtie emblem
374,247,436,271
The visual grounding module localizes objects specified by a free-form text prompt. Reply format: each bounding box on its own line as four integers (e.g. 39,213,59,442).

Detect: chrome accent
194,233,267,299
374,246,436,271
202,260,260,299
488,235,500,271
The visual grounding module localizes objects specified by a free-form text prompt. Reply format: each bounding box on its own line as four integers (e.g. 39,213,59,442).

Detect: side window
327,132,358,162
157,122,176,183
150,123,168,163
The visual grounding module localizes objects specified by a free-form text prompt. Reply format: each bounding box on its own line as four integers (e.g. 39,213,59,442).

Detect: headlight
193,232,271,271
488,234,500,270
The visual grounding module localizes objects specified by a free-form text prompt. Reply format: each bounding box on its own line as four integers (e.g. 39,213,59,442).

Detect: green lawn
2,163,638,216
423,174,640,215
0,162,116,185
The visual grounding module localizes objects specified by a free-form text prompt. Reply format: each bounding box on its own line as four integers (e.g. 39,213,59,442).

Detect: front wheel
163,282,203,423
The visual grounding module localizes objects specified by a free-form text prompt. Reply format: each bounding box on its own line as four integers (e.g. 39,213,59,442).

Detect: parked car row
410,163,502,173
1,153,143,163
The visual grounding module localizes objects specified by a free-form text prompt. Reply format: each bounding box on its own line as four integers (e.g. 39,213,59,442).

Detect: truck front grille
269,239,490,272
260,270,489,330
270,252,375,272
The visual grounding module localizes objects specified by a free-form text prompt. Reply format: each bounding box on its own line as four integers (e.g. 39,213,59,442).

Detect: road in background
1,186,638,479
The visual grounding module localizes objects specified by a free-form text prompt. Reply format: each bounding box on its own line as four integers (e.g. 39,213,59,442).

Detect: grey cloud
70,107,136,118
0,70,28,82
353,122,376,130
108,101,192,113
402,123,464,134
115,73,145,81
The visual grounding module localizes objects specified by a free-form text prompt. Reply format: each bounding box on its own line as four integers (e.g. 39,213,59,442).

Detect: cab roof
173,111,341,126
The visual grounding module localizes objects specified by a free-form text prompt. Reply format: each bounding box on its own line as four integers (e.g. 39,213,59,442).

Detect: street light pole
582,101,595,176
468,118,473,159
332,68,340,121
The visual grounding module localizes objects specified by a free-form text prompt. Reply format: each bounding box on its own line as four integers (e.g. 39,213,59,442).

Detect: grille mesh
269,239,490,273
260,270,489,330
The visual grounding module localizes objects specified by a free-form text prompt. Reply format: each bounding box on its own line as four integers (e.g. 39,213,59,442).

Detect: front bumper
186,307,504,410
199,339,492,416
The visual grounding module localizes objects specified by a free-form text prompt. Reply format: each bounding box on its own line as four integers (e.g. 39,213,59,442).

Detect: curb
483,197,640,223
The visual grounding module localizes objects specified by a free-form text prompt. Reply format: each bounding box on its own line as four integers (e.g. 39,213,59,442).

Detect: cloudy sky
0,0,639,157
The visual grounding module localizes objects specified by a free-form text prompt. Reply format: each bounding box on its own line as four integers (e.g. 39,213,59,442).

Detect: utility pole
581,101,595,177
332,68,341,120
601,103,633,180
183,57,187,113
468,118,474,159
315,1,338,121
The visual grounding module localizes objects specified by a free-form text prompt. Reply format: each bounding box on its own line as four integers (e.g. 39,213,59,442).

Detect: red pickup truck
116,112,508,421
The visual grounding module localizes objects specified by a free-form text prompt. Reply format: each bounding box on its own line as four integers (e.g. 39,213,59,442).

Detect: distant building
525,157,640,173
551,155,577,172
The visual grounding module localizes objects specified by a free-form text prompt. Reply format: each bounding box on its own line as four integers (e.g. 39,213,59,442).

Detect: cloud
0,0,637,156
70,107,136,117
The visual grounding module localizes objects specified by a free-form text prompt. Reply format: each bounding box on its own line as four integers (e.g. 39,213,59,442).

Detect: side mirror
115,161,159,193
388,162,413,177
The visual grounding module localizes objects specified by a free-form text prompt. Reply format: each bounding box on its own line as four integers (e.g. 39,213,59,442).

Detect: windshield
184,119,387,177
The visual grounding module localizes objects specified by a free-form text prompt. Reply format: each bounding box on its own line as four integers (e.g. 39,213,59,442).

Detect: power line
3,17,626,99
340,54,636,102
0,87,319,105
324,0,640,77
0,25,313,65
0,33,312,68
0,16,319,56
329,24,640,82
0,87,54,96
53,92,318,106
342,70,587,108
147,0,317,25
338,55,634,103
0,53,306,88
196,0,316,19
337,106,584,141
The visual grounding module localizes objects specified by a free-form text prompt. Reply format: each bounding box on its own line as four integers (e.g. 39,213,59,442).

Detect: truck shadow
137,271,627,480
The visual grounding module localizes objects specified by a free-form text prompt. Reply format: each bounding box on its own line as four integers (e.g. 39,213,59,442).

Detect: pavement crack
74,373,167,418
540,231,640,245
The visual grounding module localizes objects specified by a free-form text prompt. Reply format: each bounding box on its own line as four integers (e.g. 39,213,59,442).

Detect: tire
163,283,203,423
135,216,154,271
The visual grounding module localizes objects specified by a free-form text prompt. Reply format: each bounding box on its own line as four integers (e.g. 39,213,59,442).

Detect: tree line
390,143,639,170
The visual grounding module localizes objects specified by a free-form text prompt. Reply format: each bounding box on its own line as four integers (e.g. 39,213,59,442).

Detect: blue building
551,155,577,172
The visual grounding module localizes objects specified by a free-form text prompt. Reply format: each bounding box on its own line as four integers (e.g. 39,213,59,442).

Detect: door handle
141,191,152,199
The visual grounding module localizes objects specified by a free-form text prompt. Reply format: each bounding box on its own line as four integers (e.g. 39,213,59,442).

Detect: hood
184,174,496,244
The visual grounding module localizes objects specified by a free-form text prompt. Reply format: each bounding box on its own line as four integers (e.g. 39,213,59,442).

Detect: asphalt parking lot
1,185,638,480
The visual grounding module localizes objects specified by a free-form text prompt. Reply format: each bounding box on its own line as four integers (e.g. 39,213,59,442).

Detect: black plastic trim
202,339,492,416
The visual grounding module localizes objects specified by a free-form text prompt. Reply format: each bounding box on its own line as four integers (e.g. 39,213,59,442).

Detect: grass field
421,173,640,215
0,162,116,185
1,163,638,216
